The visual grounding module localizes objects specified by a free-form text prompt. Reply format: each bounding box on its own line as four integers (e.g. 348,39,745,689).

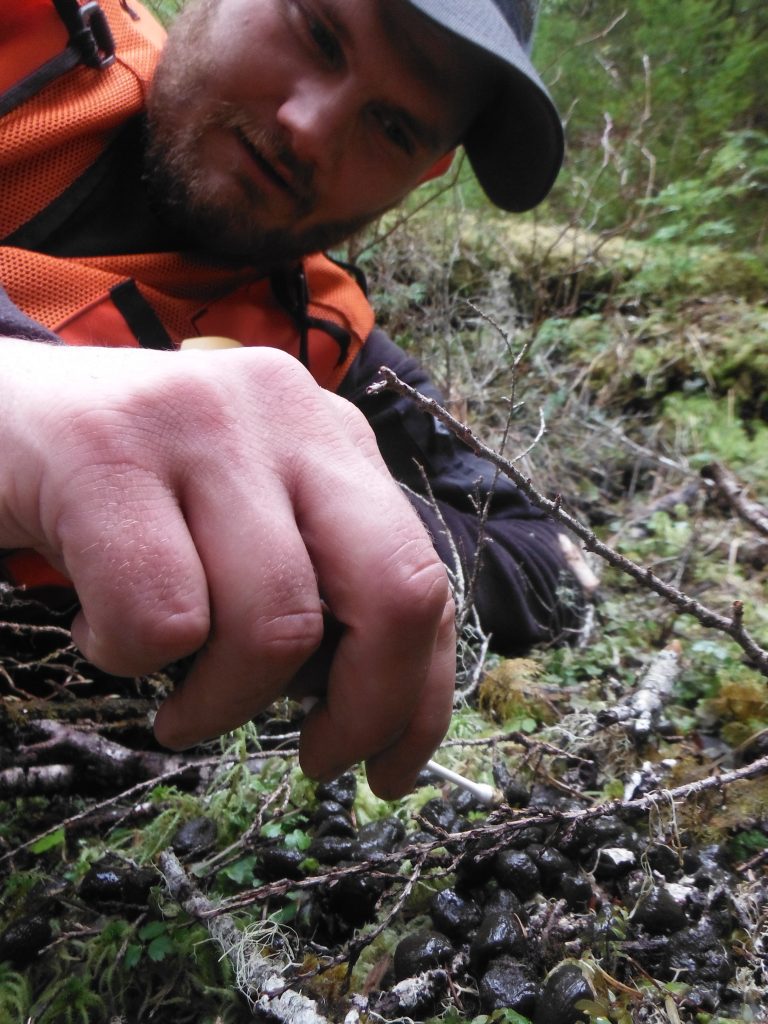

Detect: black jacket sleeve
339,328,584,656
0,285,60,343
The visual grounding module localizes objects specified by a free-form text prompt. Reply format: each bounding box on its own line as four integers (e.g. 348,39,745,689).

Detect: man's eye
307,15,341,65
288,0,342,66
378,113,414,155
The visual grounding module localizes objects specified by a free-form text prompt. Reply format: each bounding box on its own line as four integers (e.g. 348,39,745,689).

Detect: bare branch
705,461,768,537
211,751,768,918
369,368,768,676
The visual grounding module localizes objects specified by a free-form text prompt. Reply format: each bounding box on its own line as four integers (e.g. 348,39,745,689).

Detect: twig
440,729,596,767
369,368,768,676
704,461,768,537
0,760,205,865
737,845,768,874
326,848,432,980
0,763,74,795
597,641,682,739
197,774,295,875
211,752,768,917
203,854,452,918
21,719,189,786
0,748,293,865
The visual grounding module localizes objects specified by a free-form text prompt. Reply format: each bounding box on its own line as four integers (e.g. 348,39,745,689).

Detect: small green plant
0,960,33,1021
33,976,107,1024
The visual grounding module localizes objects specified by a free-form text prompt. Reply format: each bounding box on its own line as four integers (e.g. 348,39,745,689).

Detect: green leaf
138,920,168,941
220,855,256,885
30,828,65,854
147,934,175,962
490,1011,533,1024
283,828,311,852
260,821,283,840
269,901,299,925
124,944,142,969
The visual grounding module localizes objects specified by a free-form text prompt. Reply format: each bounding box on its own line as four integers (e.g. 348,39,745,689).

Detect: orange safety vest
1,0,375,589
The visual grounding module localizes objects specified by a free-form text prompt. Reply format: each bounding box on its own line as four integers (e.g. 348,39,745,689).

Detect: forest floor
1,200,767,1024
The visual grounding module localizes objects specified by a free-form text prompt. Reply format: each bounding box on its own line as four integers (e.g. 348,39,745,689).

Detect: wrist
0,337,60,550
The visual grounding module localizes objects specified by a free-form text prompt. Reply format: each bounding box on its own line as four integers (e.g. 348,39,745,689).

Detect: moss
478,658,561,728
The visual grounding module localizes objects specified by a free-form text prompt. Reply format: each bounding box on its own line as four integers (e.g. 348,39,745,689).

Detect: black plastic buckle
71,1,116,69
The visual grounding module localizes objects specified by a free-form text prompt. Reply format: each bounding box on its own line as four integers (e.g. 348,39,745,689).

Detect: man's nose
276,79,355,168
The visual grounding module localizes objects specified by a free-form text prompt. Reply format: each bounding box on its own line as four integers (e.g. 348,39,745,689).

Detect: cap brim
404,0,564,212
465,68,564,212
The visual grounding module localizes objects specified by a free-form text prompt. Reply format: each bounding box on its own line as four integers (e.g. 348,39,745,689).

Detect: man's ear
418,150,455,184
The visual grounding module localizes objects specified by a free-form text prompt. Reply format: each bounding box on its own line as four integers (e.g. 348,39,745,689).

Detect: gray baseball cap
405,0,564,212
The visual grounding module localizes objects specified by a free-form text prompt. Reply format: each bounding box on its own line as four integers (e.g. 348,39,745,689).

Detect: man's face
146,0,491,263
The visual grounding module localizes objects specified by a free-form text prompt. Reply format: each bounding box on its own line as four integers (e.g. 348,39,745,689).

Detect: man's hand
1,339,456,798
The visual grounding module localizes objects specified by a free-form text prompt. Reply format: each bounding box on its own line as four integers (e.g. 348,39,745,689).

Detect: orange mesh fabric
0,0,373,388
0,0,164,238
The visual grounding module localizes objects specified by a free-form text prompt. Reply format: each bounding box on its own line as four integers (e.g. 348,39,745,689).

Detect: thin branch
0,748,296,865
0,761,204,865
160,849,335,1024
705,461,768,537
369,368,768,676
210,751,768,917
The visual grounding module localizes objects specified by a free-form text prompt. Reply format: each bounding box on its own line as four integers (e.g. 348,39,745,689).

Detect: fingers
60,469,211,676
362,595,456,798
300,583,456,799
19,344,457,783
152,489,324,749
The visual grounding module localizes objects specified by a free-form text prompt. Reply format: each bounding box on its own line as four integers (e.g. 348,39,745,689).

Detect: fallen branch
0,745,301,865
19,719,187,788
0,759,206,865
211,752,768,917
160,849,339,1024
597,641,682,739
704,461,768,538
0,763,74,795
370,368,768,676
441,728,596,767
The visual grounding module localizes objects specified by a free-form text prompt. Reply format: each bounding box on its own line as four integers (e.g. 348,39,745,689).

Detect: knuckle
132,605,211,663
329,393,375,439
378,546,452,627
243,608,324,664
98,607,209,676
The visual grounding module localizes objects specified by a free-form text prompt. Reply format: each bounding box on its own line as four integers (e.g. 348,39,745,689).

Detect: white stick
426,759,502,807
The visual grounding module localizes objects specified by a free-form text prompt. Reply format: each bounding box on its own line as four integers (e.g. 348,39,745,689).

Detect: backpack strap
52,0,116,69
0,0,114,119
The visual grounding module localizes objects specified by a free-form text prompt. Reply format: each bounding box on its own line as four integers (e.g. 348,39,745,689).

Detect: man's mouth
234,128,305,203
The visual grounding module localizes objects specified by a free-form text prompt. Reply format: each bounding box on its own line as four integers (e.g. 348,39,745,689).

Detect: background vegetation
538,0,768,251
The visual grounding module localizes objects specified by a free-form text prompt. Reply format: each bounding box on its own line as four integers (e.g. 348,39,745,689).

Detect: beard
143,103,377,267
143,0,385,267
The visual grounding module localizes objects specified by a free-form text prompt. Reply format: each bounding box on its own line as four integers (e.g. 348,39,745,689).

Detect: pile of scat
2,704,766,1024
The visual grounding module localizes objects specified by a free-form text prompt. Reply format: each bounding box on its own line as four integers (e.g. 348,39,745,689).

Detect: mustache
219,105,315,209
